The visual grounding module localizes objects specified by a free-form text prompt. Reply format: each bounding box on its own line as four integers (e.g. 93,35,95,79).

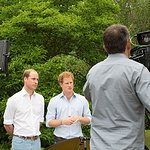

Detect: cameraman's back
83,24,150,150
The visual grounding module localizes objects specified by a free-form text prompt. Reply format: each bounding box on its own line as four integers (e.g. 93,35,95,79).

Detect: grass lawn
145,130,150,149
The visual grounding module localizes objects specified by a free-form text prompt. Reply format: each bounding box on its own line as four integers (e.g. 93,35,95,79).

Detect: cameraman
83,24,150,150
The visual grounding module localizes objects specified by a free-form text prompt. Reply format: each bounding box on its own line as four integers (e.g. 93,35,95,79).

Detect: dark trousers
54,135,66,144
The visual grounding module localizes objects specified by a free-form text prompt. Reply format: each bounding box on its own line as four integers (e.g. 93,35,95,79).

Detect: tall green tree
115,0,150,39
0,0,119,66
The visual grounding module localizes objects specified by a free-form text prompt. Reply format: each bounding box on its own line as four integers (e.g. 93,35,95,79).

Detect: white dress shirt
4,88,44,136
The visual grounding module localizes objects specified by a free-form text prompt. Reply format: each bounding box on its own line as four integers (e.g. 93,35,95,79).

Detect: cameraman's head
103,24,131,57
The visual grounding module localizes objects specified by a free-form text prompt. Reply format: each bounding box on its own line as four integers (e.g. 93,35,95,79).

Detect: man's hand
61,116,76,125
4,124,14,135
62,116,82,125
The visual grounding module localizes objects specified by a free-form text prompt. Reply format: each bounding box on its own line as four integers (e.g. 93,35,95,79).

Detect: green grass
145,130,150,149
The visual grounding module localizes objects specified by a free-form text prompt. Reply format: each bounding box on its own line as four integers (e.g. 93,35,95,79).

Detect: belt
14,135,39,141
54,135,66,143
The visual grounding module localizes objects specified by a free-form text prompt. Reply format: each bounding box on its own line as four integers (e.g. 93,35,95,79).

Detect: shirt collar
108,53,128,59
60,92,76,99
20,87,36,96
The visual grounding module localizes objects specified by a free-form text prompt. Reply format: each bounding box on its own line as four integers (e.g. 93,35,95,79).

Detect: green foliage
82,124,91,138
145,110,150,130
0,0,118,65
115,0,150,38
35,54,90,104
67,0,119,65
40,123,55,148
0,142,10,150
0,98,8,144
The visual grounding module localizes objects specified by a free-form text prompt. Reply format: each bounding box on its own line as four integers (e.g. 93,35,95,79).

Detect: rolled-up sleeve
46,98,56,127
3,98,15,125
83,97,91,123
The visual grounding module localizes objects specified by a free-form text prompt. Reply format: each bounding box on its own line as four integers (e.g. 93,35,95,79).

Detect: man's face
60,77,74,94
24,71,39,92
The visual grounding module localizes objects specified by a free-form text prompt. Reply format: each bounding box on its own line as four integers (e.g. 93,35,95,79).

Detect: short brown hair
23,69,37,79
103,24,130,54
58,71,74,84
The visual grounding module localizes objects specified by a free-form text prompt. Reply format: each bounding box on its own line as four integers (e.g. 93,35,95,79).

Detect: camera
130,31,150,70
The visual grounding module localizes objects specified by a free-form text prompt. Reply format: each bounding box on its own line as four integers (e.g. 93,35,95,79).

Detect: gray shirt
83,53,150,150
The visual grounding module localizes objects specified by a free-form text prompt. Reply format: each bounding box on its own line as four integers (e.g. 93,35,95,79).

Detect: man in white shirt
3,69,44,150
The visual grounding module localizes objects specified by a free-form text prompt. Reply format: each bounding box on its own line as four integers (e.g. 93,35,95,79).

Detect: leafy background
0,0,149,149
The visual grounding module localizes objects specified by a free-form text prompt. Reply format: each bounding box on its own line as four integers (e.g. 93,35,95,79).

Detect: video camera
130,31,150,70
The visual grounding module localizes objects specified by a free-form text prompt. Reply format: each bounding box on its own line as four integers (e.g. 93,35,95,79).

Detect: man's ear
24,77,27,80
103,45,108,55
127,39,131,51
59,82,63,88
125,39,131,57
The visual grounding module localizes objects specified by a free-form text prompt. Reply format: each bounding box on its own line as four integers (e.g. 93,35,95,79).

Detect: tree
0,0,119,65
115,0,150,38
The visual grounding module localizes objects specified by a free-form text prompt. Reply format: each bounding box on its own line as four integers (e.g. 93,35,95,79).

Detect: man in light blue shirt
46,71,91,143
83,24,150,150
